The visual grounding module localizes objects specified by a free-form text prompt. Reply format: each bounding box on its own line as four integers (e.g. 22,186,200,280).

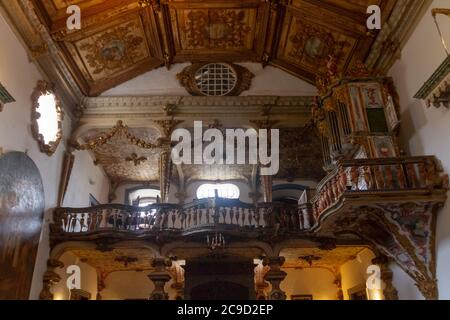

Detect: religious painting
360,84,384,109
348,85,368,132
0,152,45,299
291,294,313,300
369,136,397,158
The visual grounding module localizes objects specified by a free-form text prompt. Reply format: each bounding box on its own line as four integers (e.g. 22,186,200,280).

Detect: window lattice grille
194,63,238,96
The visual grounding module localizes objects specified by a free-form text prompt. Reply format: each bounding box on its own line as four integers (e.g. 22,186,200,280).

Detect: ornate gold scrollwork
71,120,164,151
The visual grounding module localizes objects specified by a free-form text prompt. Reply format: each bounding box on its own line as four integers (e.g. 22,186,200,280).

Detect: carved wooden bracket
320,200,445,300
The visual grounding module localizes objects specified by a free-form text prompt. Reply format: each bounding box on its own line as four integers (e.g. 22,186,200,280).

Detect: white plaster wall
281,268,338,300
389,263,423,300
0,13,109,299
101,271,177,300
388,0,450,300
340,249,375,300
63,150,109,207
102,63,317,97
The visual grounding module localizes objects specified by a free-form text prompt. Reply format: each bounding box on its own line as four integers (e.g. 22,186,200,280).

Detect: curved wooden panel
0,152,45,300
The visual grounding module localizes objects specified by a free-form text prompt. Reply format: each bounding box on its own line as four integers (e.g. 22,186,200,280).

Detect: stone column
39,259,64,300
372,255,399,300
263,256,287,300
148,258,172,300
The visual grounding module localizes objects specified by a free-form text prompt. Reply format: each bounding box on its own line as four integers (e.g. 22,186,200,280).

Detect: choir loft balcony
51,155,447,299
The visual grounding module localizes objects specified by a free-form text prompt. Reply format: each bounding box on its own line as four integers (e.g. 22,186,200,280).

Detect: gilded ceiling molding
82,96,314,113
365,0,432,74
77,96,315,131
71,120,164,151
0,0,84,114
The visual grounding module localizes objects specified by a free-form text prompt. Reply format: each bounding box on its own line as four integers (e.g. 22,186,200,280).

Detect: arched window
196,183,240,199
127,187,160,207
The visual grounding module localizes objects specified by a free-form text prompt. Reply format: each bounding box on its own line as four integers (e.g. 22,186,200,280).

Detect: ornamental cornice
81,96,315,117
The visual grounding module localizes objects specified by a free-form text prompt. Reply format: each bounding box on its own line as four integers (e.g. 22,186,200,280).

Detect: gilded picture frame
31,80,64,156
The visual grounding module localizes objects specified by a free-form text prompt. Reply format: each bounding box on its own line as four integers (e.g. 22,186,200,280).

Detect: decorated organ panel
314,75,401,168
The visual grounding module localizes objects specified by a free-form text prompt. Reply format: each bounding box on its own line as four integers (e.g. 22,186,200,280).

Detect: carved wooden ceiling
32,0,396,96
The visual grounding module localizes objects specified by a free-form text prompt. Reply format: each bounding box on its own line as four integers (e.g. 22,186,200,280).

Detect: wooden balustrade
310,156,448,219
52,199,312,235
52,156,447,237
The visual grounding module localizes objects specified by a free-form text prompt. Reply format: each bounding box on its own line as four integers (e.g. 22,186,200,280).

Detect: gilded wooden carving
21,0,397,96
31,80,64,156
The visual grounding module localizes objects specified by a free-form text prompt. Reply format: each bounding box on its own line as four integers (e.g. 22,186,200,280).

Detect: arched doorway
191,281,249,300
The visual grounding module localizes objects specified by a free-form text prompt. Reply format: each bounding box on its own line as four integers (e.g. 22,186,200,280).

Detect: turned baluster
86,212,92,231
253,209,260,227
262,208,270,227
396,164,407,189
80,213,86,232
373,165,384,189
326,182,332,206
198,207,204,225
70,213,77,232
330,176,338,202
385,165,394,189
63,213,69,232
210,207,215,224
363,166,372,190
418,162,427,187
237,208,242,226
218,208,224,224
171,210,176,228
350,166,359,190
230,207,235,224
185,209,191,228
406,163,419,188
338,168,346,193
190,208,196,226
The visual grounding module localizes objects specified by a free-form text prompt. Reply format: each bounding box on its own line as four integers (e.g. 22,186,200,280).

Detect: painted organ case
316,76,401,168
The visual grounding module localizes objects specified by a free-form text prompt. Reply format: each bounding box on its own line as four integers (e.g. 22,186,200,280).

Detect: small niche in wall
0,82,15,112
